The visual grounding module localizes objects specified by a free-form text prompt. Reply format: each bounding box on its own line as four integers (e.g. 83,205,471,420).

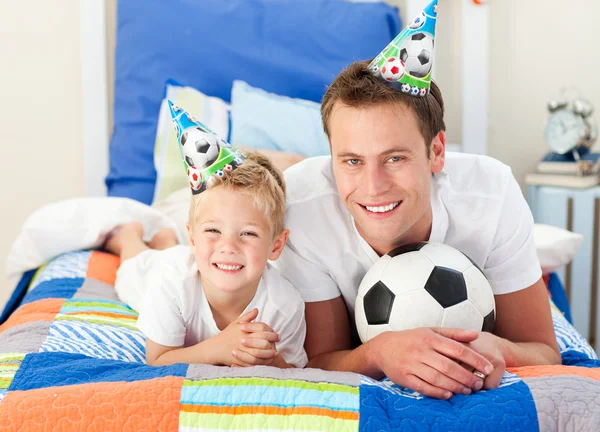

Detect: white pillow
534,224,584,273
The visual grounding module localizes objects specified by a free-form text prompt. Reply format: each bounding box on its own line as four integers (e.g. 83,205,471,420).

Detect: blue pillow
108,0,401,204
230,80,329,157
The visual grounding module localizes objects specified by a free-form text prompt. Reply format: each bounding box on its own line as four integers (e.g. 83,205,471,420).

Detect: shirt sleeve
273,242,341,303
275,306,308,368
483,173,542,295
136,263,187,347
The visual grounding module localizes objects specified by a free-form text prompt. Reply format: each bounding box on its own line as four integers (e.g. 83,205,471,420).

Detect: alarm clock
544,93,597,156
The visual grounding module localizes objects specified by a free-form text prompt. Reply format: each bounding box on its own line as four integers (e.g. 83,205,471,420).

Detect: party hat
168,100,245,194
369,0,438,97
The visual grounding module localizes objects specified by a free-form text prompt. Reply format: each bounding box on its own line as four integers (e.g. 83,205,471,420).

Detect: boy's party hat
168,101,245,194
369,0,438,97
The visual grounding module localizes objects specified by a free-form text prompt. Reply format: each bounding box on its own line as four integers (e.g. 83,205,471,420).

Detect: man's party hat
168,101,245,194
369,0,438,97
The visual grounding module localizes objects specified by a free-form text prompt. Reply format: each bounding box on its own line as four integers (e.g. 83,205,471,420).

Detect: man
275,0,560,400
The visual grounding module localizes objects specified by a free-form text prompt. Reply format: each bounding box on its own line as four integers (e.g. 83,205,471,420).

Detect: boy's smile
188,188,288,302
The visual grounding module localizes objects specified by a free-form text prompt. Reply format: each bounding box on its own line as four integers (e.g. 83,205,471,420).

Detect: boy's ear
186,223,195,246
269,229,290,261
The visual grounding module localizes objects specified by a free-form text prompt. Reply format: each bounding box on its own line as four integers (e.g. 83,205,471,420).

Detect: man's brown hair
321,60,446,153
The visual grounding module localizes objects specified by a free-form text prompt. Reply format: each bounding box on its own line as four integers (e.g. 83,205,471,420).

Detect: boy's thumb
237,308,258,323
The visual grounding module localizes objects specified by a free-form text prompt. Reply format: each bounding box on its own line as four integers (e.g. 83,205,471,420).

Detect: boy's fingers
242,331,280,343
239,322,275,333
237,346,277,360
232,349,274,365
236,308,259,323
241,337,275,350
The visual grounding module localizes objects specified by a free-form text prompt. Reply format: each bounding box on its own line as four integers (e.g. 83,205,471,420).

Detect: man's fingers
236,308,259,323
433,336,494,375
432,327,479,343
423,355,484,391
416,363,473,395
482,360,505,390
403,374,453,400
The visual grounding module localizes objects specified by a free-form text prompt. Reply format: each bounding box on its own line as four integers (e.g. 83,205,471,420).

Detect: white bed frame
80,0,489,197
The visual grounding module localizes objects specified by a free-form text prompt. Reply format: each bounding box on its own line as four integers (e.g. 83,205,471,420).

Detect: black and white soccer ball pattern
355,242,495,343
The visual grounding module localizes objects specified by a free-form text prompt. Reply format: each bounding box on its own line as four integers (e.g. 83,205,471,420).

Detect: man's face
329,101,445,255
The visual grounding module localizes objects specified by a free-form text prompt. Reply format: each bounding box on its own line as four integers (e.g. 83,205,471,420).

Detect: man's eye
347,159,361,166
388,156,402,163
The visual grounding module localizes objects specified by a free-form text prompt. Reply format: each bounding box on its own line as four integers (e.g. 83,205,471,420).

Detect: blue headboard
107,0,402,204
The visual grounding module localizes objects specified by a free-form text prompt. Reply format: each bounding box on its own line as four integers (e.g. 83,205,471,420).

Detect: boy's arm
146,337,222,366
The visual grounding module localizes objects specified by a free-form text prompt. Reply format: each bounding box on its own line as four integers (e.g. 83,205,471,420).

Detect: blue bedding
108,0,402,204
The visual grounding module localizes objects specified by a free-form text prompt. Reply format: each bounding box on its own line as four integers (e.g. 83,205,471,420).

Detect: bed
2,0,600,430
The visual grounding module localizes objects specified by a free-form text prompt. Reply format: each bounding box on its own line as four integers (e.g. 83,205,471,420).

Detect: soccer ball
411,86,420,96
419,88,427,97
409,12,426,30
355,242,495,343
401,83,411,93
399,32,434,78
181,127,220,170
380,57,405,81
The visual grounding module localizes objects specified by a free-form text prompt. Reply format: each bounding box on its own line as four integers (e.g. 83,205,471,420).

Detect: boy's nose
218,236,240,254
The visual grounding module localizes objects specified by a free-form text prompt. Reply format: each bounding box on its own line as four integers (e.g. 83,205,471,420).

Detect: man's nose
364,164,391,197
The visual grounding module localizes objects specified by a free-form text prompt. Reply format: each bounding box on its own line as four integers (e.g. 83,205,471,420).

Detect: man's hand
370,328,495,399
462,332,507,390
213,308,280,367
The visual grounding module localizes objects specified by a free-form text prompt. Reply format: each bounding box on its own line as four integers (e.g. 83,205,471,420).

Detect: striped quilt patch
179,378,359,431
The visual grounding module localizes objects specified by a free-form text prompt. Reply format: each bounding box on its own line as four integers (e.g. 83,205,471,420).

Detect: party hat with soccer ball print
369,0,438,97
168,100,245,194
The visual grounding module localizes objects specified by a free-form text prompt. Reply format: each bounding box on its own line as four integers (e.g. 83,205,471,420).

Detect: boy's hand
232,311,280,367
212,308,279,366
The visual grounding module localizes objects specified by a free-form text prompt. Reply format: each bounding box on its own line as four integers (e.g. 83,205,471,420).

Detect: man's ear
186,223,195,246
429,131,445,174
269,229,290,261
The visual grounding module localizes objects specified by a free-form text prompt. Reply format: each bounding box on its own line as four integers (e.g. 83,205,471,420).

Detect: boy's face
329,101,445,256
187,188,288,296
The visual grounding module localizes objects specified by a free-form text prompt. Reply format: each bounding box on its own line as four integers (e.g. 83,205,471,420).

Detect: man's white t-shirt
274,152,541,318
121,246,307,368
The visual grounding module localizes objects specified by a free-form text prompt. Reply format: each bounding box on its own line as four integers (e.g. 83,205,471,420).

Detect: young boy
106,105,307,369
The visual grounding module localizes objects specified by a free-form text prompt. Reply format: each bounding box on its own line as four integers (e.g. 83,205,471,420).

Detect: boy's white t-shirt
274,152,542,318
122,245,307,368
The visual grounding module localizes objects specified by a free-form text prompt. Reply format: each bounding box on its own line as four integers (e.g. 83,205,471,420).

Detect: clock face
544,110,586,154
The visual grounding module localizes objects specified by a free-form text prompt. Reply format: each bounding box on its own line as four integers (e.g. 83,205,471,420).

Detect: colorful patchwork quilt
1,250,600,431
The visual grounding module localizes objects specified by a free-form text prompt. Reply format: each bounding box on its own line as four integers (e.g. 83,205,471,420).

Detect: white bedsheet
5,197,183,293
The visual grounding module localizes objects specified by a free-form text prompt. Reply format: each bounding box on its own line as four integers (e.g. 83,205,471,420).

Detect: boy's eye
205,228,220,234
242,231,258,237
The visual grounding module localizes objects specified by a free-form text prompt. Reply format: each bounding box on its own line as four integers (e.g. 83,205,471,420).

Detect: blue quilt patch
9,352,188,391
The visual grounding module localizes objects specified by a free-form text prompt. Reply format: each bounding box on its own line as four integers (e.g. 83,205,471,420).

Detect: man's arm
493,277,561,366
305,297,495,399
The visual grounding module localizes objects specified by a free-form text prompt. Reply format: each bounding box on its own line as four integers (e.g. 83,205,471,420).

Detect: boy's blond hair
188,151,287,238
